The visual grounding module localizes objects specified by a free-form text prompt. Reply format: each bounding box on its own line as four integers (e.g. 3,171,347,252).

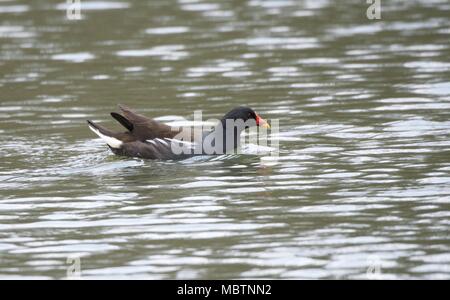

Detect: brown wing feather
117,104,181,140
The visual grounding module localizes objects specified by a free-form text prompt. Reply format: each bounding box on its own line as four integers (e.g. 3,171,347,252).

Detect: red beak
255,114,270,129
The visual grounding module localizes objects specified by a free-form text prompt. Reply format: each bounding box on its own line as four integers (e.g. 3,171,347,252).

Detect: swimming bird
87,104,270,160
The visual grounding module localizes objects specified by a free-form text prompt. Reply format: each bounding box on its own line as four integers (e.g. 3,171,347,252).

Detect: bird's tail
86,120,123,149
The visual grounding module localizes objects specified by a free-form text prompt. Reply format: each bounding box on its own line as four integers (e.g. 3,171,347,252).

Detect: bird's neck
219,119,244,151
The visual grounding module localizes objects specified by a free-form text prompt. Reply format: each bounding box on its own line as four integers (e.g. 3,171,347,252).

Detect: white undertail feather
88,124,123,149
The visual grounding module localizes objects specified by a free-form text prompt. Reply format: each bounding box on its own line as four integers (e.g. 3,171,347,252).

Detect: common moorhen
87,105,270,160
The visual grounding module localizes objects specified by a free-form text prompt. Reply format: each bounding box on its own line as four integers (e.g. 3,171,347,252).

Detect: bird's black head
221,106,270,129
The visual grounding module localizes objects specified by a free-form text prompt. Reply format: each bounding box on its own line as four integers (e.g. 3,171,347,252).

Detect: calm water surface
0,0,450,279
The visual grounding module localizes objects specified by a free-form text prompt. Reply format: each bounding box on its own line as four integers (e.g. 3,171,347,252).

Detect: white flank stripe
156,138,168,146
88,124,123,149
165,138,196,147
146,139,157,145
